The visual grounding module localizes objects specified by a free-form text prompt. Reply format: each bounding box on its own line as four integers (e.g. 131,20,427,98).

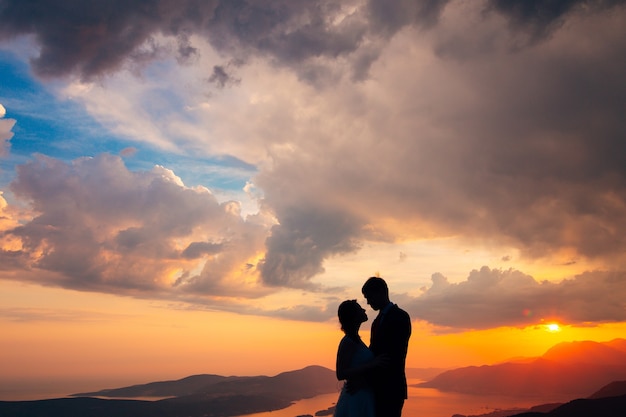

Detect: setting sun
546,323,561,332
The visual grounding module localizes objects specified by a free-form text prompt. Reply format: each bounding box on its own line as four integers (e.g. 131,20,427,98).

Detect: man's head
362,276,390,311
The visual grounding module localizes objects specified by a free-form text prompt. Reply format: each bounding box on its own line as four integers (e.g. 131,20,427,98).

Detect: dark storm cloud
207,64,240,88
0,0,218,79
259,206,364,288
208,0,367,60
255,0,626,287
0,0,370,80
4,0,622,81
487,0,626,42
444,14,626,260
407,267,626,330
367,0,452,34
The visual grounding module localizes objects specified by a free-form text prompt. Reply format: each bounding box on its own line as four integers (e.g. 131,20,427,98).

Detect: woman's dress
333,337,376,417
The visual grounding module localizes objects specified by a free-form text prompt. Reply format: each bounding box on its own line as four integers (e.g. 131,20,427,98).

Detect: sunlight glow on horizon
546,323,562,332
2,277,626,401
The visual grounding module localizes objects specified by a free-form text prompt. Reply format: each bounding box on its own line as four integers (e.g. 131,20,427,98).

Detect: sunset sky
1,0,625,399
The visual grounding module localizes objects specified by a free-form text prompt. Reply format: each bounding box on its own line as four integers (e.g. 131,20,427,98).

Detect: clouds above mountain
1,1,625,326
1,151,625,327
252,1,626,286
406,267,626,330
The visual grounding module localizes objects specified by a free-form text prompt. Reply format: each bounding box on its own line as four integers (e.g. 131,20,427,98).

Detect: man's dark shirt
370,303,412,401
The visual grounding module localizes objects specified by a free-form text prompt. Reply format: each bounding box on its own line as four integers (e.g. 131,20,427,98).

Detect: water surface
239,379,574,417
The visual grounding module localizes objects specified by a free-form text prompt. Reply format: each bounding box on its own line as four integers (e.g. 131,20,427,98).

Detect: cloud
0,103,15,156
181,241,223,259
3,0,622,83
0,307,132,323
485,0,626,44
2,151,625,328
0,0,370,82
207,64,240,89
1,153,271,299
406,266,626,330
251,1,626,283
1,1,625,320
257,302,338,322
161,292,340,322
119,147,137,157
0,191,21,251
367,0,452,35
0,0,216,79
259,205,364,288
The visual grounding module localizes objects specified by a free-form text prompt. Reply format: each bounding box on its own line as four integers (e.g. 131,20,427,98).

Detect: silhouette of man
362,277,411,417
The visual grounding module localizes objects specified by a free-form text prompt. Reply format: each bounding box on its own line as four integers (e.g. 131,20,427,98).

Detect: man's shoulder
389,304,410,319
386,305,411,329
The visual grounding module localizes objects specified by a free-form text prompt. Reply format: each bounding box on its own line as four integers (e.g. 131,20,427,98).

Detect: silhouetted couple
334,277,412,417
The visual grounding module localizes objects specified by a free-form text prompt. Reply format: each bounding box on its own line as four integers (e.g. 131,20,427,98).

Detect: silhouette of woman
333,300,377,417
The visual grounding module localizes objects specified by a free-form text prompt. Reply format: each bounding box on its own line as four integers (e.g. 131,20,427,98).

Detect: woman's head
338,299,367,333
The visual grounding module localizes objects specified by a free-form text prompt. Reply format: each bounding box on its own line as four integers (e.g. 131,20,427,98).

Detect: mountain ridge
3,339,626,417
72,374,233,398
419,338,626,397
541,339,626,365
0,365,338,417
73,364,336,400
453,379,626,417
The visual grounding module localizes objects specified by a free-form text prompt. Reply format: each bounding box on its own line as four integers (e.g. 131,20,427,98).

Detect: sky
1,0,626,398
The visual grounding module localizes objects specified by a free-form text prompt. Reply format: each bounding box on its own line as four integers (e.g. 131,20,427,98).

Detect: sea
0,379,575,417
237,379,575,417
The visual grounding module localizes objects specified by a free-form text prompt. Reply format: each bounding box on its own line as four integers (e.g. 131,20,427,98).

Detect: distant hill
0,365,338,417
418,339,626,397
588,380,626,399
605,338,626,353
452,379,626,417
405,367,449,380
73,364,336,400
510,394,626,417
0,395,290,417
72,374,232,398
541,340,626,365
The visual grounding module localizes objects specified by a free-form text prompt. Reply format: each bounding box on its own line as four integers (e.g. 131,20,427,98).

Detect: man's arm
386,308,411,365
